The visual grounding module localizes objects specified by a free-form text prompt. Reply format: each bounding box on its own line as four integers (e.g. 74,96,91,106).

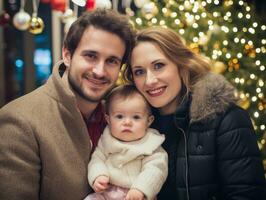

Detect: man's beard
68,73,114,103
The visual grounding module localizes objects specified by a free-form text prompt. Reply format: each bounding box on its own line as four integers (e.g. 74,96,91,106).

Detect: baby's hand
125,188,144,200
92,175,109,193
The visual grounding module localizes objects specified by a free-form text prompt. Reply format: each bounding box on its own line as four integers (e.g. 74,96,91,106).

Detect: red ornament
0,11,10,26
51,0,66,12
86,0,95,10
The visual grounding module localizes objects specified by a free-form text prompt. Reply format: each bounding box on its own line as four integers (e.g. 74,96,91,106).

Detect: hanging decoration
71,0,86,7
61,0,74,23
134,0,150,8
85,0,95,10
141,2,158,20
0,11,10,26
64,3,78,33
95,0,112,9
29,0,45,34
51,0,66,12
13,0,31,30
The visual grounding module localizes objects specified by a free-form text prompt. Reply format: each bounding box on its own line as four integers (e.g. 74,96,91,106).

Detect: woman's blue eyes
133,62,164,76
133,69,144,76
154,62,164,69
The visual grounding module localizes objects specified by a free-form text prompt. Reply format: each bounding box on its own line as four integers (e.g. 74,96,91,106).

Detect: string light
174,19,180,25
258,80,264,87
234,38,240,43
201,1,207,7
252,96,258,102
237,53,243,58
238,13,243,18
151,18,157,24
135,18,142,25
171,12,177,18
250,74,256,79
253,22,258,27
201,12,207,18
179,29,185,35
254,111,259,118
214,0,219,5
256,88,261,93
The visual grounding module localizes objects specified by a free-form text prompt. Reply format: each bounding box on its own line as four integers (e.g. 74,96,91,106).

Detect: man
0,9,135,200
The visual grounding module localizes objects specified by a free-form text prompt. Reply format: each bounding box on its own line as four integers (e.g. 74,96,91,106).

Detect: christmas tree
127,0,266,166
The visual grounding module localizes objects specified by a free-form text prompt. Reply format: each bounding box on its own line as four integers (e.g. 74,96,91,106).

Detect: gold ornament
244,44,256,58
141,2,158,20
228,58,240,71
29,16,44,34
213,42,220,50
13,10,31,30
238,96,250,109
211,61,226,74
189,43,200,53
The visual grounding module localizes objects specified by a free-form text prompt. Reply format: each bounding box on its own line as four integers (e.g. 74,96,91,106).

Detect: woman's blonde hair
123,26,210,98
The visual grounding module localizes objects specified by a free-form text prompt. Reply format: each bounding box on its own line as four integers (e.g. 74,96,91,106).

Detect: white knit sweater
87,126,168,200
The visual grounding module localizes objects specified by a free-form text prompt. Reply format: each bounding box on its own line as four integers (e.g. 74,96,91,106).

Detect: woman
123,27,265,200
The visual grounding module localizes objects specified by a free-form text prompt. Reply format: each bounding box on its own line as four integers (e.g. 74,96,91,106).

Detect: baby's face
106,94,154,142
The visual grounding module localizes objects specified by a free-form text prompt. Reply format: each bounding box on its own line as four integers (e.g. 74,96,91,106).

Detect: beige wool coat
0,62,93,200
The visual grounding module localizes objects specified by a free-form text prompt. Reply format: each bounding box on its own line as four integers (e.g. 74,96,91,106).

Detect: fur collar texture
190,73,237,122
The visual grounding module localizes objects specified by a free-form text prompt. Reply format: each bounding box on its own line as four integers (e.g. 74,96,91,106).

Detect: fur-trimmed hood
190,73,237,122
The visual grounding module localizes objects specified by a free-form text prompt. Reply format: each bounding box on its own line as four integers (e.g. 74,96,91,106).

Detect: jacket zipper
177,127,190,200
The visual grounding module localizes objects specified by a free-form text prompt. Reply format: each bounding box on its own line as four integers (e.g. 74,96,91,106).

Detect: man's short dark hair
63,9,135,65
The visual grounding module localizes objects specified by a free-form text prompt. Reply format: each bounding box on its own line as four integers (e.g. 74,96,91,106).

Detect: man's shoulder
0,86,48,116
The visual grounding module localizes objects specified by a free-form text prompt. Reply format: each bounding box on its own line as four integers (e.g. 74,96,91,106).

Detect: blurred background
0,0,265,174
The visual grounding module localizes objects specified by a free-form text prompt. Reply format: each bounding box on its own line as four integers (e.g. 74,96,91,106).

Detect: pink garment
84,185,129,200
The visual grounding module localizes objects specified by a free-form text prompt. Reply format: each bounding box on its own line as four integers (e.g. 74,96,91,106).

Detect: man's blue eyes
86,54,96,59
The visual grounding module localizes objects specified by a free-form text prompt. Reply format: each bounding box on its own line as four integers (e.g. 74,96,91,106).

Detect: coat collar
44,60,77,108
190,73,237,122
100,127,165,166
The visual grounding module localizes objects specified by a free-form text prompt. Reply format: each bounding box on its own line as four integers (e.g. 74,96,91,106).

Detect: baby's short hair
105,85,151,115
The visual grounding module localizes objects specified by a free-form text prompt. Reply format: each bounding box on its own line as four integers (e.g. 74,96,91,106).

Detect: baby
84,85,168,200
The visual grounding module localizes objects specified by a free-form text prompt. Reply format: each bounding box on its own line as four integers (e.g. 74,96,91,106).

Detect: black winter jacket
154,73,266,200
